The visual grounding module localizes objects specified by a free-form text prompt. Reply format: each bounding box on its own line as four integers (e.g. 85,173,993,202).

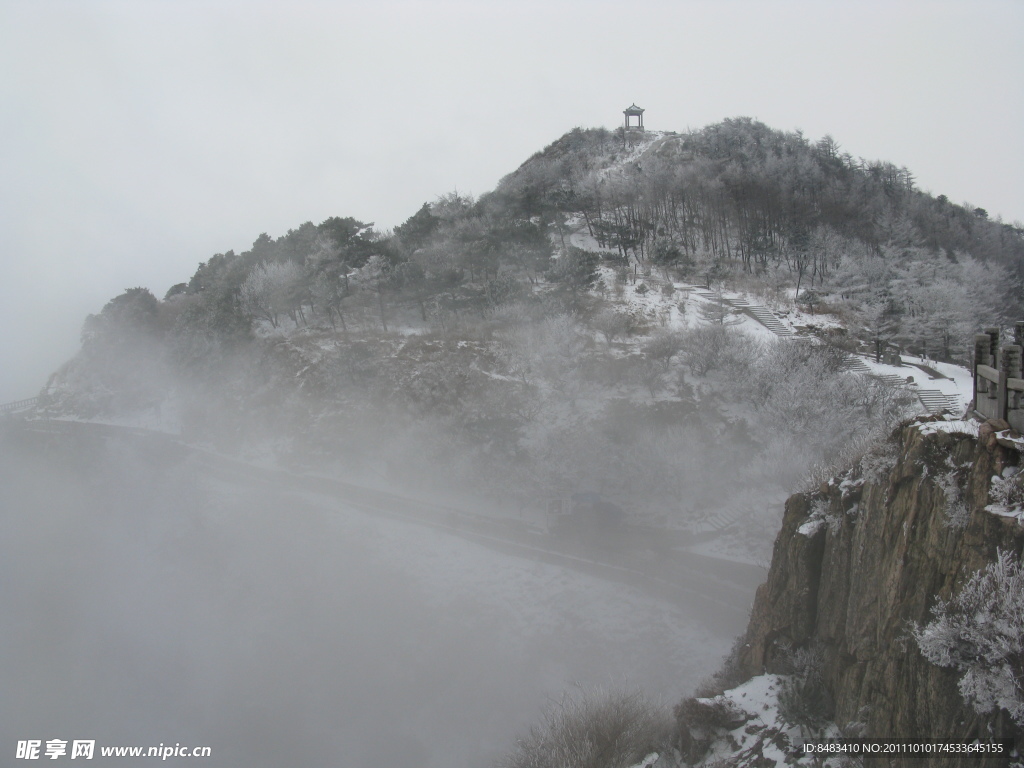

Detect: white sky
1,0,1022,402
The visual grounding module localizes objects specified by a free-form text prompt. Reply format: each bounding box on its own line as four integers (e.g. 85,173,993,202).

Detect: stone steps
685,290,794,337
916,389,961,415
840,356,871,373
745,306,794,337
875,374,907,386
703,508,744,532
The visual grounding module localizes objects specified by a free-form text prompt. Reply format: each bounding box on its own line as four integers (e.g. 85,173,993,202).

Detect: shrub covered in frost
859,439,900,486
499,689,672,768
777,644,834,733
989,468,1024,518
800,433,900,494
674,695,744,764
800,498,842,537
913,549,1024,726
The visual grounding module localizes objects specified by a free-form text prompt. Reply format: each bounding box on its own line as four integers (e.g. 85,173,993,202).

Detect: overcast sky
1,0,1022,403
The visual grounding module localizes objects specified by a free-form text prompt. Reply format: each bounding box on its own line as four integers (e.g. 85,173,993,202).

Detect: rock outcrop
739,416,1024,767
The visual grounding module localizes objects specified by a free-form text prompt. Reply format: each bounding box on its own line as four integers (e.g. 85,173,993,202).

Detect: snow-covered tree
239,261,303,328
988,470,1024,518
354,254,391,332
643,330,685,370
856,298,903,362
914,549,1024,726
547,247,601,299
681,323,734,376
592,307,645,347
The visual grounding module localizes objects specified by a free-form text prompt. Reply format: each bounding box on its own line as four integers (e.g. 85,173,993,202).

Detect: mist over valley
4,117,1023,766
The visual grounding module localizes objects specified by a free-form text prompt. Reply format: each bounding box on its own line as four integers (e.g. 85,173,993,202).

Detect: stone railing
973,322,1024,431
0,397,38,415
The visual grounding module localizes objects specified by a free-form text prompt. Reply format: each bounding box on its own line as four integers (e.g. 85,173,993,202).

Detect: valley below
0,422,758,767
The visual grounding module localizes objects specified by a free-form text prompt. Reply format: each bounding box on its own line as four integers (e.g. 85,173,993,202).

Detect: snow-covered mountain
8,118,1023,767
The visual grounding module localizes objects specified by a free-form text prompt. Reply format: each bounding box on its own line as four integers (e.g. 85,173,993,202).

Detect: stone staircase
875,373,908,386
840,356,872,373
838,355,960,414
745,306,794,337
916,389,962,415
701,507,744,532
838,355,959,412
689,290,795,338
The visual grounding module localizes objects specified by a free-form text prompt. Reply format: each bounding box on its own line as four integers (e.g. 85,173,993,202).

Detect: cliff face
740,417,1024,767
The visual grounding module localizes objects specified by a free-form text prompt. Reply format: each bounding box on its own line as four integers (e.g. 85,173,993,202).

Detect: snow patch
692,674,850,767
797,518,826,537
627,753,661,768
915,417,980,437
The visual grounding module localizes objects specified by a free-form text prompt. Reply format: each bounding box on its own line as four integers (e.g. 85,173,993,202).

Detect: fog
3,2,1018,761
1,425,745,767
2,1,1023,402
2,294,910,763
4,144,941,761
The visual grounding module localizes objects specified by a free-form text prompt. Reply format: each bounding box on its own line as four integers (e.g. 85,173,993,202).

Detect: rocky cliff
739,416,1024,767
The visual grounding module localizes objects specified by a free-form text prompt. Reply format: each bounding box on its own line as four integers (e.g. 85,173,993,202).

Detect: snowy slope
684,675,850,767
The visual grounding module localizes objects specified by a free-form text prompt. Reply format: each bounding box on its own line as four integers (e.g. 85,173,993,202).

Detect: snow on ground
587,260,973,424
865,354,971,393
915,414,981,437
567,223,607,254
589,270,788,345
594,132,667,182
906,354,974,400
723,304,786,343
859,352,973,416
986,503,1024,522
780,304,846,332
693,674,848,767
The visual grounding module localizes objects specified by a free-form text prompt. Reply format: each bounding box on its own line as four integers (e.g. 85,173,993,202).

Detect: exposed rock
980,419,1011,449
738,419,1024,767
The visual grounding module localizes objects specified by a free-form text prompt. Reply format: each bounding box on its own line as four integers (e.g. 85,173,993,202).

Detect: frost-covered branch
913,549,1024,725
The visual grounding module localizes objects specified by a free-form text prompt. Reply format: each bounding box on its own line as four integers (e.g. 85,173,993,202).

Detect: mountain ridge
32,118,1018,567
